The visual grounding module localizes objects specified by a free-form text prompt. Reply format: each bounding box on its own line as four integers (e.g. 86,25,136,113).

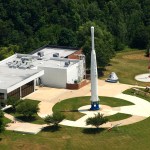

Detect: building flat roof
0,47,81,91
32,58,77,69
32,47,77,58
0,66,44,92
0,53,79,69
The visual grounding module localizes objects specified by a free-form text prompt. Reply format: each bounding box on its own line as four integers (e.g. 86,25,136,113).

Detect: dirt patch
123,54,148,60
62,135,71,139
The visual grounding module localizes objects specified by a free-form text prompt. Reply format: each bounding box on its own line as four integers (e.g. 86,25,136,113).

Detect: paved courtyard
25,80,134,118
60,94,150,128
4,80,150,134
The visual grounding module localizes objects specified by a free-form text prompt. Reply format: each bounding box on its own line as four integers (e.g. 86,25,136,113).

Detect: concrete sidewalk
4,113,47,134
60,92,150,128
4,80,150,132
31,80,135,118
6,122,47,134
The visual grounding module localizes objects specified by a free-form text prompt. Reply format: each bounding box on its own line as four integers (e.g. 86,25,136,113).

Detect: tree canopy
0,0,149,67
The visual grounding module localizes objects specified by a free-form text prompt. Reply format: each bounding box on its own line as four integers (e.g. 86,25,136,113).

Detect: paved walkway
4,113,47,134
4,80,150,132
6,122,47,134
60,93,150,128
25,80,134,118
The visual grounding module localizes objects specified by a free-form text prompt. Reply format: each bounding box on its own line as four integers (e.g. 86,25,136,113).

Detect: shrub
7,97,21,110
86,113,108,128
16,101,39,118
44,112,65,127
0,110,4,132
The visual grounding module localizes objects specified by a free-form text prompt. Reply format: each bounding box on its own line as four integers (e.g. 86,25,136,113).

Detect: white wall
39,67,67,88
67,63,79,84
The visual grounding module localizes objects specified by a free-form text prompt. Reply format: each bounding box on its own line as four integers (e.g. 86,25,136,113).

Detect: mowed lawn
1,50,150,150
0,94,150,150
53,96,133,121
102,50,149,86
0,117,150,150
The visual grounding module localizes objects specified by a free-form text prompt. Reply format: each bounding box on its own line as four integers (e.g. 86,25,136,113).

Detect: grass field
123,88,150,102
1,50,150,150
3,117,11,125
107,113,132,121
0,101,150,149
0,115,150,150
102,49,150,86
53,96,133,121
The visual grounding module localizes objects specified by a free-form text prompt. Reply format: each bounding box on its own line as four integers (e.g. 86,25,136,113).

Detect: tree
0,45,18,61
0,110,4,133
58,28,77,47
131,26,149,49
86,113,108,129
77,21,115,68
7,97,21,111
16,100,39,118
0,0,149,53
44,112,65,127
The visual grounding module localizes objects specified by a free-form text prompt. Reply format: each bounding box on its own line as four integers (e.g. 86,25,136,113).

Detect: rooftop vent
64,60,70,67
53,53,59,57
21,57,31,63
37,51,44,57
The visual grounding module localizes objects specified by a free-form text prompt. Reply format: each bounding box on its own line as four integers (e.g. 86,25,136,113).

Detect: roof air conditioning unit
53,53,59,57
64,60,70,67
37,51,44,57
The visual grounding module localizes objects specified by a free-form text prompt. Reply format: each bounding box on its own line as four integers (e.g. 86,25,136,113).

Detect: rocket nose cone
91,26,94,33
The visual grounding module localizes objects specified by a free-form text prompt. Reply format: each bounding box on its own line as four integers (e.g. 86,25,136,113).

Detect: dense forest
0,0,150,67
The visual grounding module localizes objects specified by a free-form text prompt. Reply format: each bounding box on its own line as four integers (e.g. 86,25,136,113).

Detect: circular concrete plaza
25,80,150,129
60,94,150,128
135,73,150,82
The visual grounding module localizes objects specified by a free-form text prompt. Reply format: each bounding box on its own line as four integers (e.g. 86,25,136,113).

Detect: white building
0,47,85,103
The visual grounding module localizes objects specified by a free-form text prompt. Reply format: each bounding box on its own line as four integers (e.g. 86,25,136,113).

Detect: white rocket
90,26,100,110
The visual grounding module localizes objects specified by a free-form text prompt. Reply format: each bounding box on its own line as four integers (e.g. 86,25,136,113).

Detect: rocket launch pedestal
90,26,100,110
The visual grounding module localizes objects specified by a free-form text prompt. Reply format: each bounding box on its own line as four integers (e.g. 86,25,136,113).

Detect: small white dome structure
105,72,119,83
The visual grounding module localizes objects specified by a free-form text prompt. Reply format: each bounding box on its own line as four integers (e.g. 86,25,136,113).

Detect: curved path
29,80,134,118
60,94,150,128
32,80,150,128
4,80,150,133
4,113,47,134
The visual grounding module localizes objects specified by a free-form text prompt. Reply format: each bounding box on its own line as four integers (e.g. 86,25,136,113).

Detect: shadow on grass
0,138,2,141
15,116,36,122
4,107,15,114
82,128,105,134
42,125,61,132
61,109,89,112
61,110,79,112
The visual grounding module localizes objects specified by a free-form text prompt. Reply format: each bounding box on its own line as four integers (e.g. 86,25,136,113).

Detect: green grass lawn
1,50,150,150
53,96,133,121
3,117,11,125
0,116,150,150
0,95,150,150
4,99,45,124
102,49,150,86
123,88,150,102
107,113,132,121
